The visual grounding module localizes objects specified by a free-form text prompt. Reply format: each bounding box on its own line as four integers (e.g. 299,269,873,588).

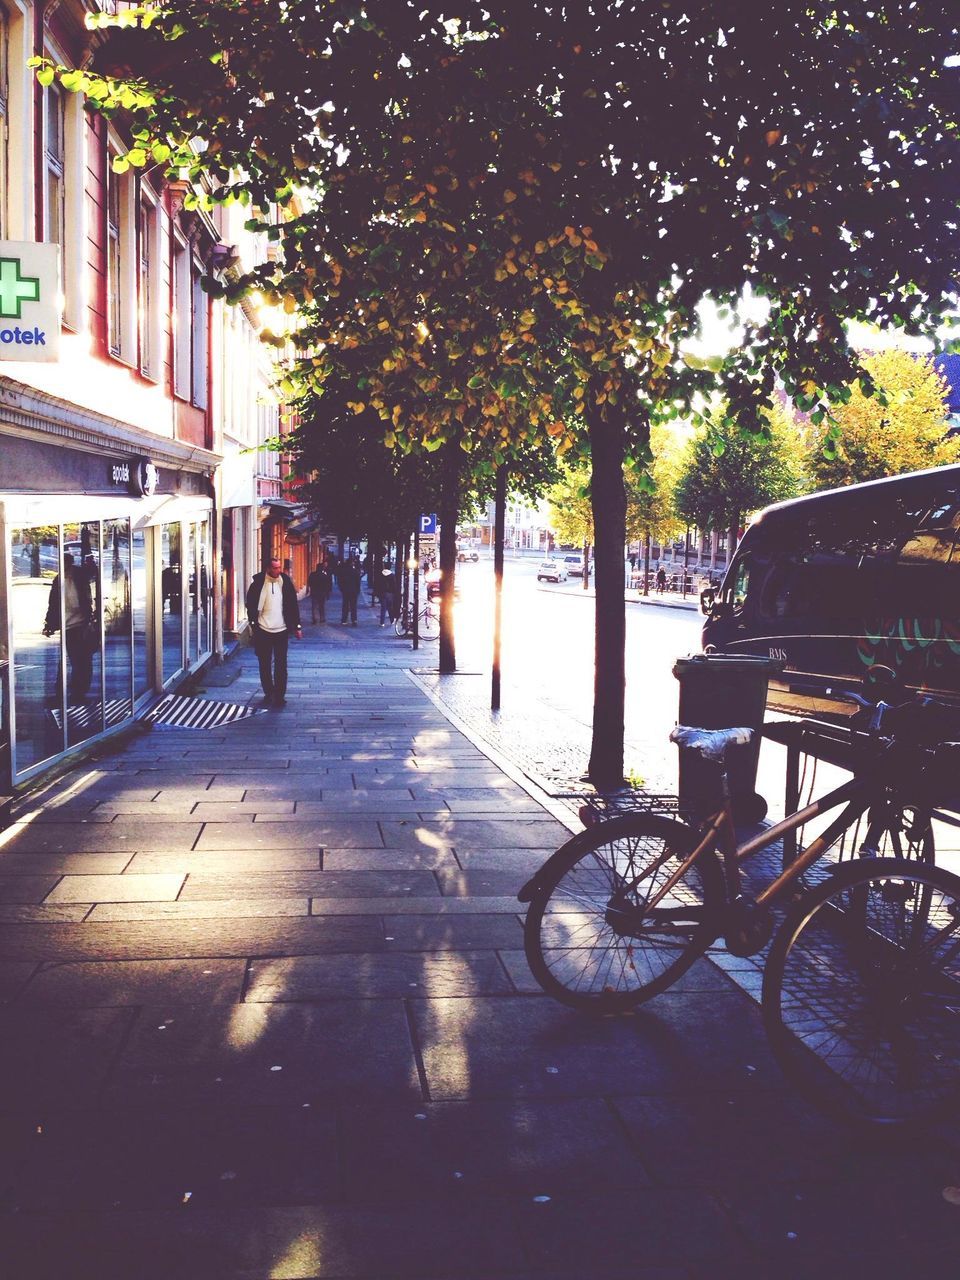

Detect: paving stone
292,796,426,814
0,960,37,1002
437,868,542,897
18,806,115,824
381,819,568,852
0,1200,526,1280
0,875,63,904
0,916,384,962
126,850,322,875
0,904,90,923
2,823,203,854
18,958,246,1006
0,853,132,876
0,1007,134,1104
339,1097,650,1203
195,820,383,850
180,869,441,901
310,896,522,917
321,849,460,873
410,995,708,1100
44,874,186,905
382,915,524,952
453,849,556,873
192,801,295,818
87,899,311,922
107,1000,421,1107
516,1187,748,1273
3,1104,340,1211
246,952,513,1001
89,802,203,818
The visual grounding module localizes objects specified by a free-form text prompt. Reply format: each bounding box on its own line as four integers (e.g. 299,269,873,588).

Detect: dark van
701,465,960,717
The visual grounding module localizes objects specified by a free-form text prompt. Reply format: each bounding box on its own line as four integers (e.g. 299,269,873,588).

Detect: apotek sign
0,241,61,362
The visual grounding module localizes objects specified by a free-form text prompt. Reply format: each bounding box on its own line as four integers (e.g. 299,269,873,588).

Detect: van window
755,488,960,622
724,553,752,611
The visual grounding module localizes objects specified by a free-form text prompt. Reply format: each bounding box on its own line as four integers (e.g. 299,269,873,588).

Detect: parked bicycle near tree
394,599,439,640
520,679,960,1127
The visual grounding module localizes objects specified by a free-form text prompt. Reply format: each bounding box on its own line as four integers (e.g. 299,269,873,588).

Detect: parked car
425,568,461,599
537,559,568,583
457,547,479,562
562,553,585,576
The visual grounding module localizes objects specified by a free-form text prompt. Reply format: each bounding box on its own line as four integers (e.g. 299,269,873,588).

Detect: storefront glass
161,522,183,682
62,521,103,746
103,518,132,723
186,521,198,664
132,528,150,701
10,525,64,770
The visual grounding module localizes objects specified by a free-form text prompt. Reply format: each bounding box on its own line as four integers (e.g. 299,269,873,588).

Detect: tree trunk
491,464,507,710
587,403,628,790
643,530,651,596
438,440,461,673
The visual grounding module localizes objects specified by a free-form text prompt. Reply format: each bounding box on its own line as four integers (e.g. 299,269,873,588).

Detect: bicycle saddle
669,725,754,760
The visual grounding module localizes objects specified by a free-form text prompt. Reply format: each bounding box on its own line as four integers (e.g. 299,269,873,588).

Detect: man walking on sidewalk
337,554,362,625
306,560,331,624
246,556,302,707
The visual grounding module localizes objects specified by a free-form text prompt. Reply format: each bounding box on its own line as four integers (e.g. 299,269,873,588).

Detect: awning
259,497,301,521
286,514,320,541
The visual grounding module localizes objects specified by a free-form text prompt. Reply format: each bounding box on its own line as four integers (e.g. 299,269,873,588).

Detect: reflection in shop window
59,522,102,746
11,526,64,771
161,522,183,683
103,518,132,723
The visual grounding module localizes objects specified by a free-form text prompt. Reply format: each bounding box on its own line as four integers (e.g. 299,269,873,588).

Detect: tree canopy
807,349,960,488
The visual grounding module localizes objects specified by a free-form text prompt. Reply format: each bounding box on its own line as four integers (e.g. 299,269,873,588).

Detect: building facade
0,0,288,790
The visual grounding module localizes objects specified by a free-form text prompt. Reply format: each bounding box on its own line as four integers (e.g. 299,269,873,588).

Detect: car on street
562,553,585,576
425,567,461,599
457,546,479,562
537,559,568,583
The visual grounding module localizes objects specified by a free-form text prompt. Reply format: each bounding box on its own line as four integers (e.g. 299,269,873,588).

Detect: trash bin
672,654,782,822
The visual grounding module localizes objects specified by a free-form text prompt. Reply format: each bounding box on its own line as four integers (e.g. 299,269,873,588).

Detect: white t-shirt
257,575,287,633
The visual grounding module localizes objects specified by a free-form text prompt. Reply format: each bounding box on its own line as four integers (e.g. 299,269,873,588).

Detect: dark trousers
65,625,93,699
254,628,289,700
341,592,359,624
379,591,396,624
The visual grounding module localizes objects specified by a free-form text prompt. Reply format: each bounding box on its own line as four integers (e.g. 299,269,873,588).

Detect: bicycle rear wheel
419,606,440,640
394,613,410,638
523,814,724,1012
763,858,960,1126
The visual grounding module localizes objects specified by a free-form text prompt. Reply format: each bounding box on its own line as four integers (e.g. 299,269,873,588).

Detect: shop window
132,528,151,700
103,518,132,719
61,522,103,747
160,522,184,682
10,526,63,773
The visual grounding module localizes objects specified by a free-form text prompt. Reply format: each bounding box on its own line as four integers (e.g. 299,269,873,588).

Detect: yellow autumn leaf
504,189,517,203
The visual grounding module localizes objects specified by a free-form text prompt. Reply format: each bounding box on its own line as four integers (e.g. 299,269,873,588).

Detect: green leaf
37,67,55,88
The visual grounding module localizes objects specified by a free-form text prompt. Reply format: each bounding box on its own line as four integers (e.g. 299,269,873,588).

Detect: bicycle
394,600,440,640
519,688,960,1126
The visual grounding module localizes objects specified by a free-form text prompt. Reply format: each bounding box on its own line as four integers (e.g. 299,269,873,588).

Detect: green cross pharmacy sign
0,241,60,362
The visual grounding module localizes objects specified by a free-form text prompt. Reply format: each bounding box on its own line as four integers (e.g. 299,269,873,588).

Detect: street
447,554,712,792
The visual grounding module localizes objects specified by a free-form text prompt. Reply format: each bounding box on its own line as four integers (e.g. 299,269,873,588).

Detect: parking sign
419,513,437,535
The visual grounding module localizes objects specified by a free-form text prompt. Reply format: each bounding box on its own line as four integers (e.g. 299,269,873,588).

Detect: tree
547,468,593,549
52,2,960,786
674,404,804,543
807,350,960,489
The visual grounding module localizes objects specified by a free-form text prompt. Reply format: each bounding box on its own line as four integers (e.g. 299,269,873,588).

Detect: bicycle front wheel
523,814,724,1012
419,606,440,640
763,858,960,1126
394,613,410,638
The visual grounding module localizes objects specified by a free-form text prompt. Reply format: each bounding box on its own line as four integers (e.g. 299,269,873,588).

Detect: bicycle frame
643,770,878,918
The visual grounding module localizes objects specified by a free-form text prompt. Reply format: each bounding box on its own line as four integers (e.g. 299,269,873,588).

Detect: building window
138,194,159,377
172,235,191,398
42,81,64,251
0,9,8,240
173,235,209,406
106,163,122,355
191,266,208,409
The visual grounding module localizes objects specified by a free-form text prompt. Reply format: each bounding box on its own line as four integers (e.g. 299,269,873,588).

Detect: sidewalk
0,592,958,1278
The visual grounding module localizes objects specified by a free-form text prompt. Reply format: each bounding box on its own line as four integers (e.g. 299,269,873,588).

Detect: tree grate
145,695,266,729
